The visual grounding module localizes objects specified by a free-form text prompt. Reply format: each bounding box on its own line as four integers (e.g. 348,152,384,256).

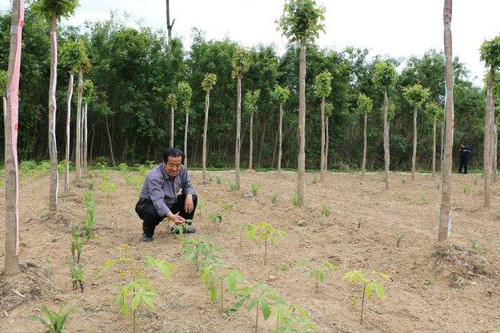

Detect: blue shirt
140,163,196,217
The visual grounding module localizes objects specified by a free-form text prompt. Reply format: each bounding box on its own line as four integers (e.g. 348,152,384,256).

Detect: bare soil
0,169,499,332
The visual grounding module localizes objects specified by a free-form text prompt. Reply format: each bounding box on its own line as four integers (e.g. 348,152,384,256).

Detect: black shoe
142,233,153,242
170,225,196,234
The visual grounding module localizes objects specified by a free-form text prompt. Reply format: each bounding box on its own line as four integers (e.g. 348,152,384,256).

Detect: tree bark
105,117,116,166
249,111,254,170
235,74,242,190
170,105,174,148
83,102,88,174
362,111,367,175
298,38,307,207
278,104,283,173
432,117,437,178
48,13,58,213
484,67,494,207
439,0,455,243
383,90,390,189
166,0,174,51
202,90,210,180
325,116,329,171
4,0,23,276
412,106,418,181
257,117,267,169
320,96,325,180
184,111,189,168
76,67,83,178
493,119,498,182
64,72,73,192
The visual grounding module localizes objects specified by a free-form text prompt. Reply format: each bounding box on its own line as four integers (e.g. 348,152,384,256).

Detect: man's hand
167,212,185,225
184,194,194,214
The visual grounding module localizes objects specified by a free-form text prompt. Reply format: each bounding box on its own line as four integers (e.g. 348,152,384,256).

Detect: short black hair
163,147,184,163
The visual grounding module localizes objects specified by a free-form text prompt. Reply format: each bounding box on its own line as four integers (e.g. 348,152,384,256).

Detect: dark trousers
458,157,469,174
135,194,197,237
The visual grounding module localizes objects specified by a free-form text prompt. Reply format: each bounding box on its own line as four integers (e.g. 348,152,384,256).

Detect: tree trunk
412,106,418,181
83,103,88,174
170,105,174,148
48,13,58,213
76,67,83,178
64,72,73,192
235,74,242,190
202,90,210,180
298,38,307,208
441,111,445,178
439,0,455,243
4,0,23,276
325,116,329,171
362,111,367,175
105,117,116,166
249,111,254,170
493,119,498,182
257,117,267,169
320,96,325,180
166,0,174,51
383,90,390,189
278,104,283,173
432,117,437,178
484,67,494,207
184,111,189,168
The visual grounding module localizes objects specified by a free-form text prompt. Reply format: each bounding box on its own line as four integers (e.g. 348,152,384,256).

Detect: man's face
164,156,183,177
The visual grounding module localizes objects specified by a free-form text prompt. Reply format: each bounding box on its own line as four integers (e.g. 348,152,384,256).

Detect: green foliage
209,213,224,232
270,194,278,205
321,204,331,217
277,0,326,42
270,85,290,106
166,93,177,109
357,93,373,115
202,73,217,92
403,83,430,109
0,70,6,97
83,190,97,238
82,79,94,103
310,261,339,293
177,81,192,112
101,171,117,196
373,61,397,90
231,47,250,79
463,185,472,194
324,102,333,118
30,305,74,333
292,190,299,206
274,303,318,332
32,0,80,20
71,228,87,263
480,36,500,68
470,239,484,254
182,237,221,271
246,222,286,265
250,183,260,196
426,102,443,120
118,163,128,172
69,258,84,292
228,180,238,191
244,89,261,114
314,70,332,98
59,39,90,73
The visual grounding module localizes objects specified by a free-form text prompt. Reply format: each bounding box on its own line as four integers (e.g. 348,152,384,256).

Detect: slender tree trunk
249,111,254,170
441,112,445,178
48,13,58,213
76,67,83,178
277,104,283,173
105,117,116,166
439,0,455,243
4,0,23,276
166,0,174,51
170,105,174,148
202,90,210,180
235,74,242,190
484,67,494,207
320,96,325,180
493,119,498,182
383,90,390,190
84,103,88,174
184,111,189,168
362,111,367,175
64,72,73,192
432,117,437,178
298,38,307,207
412,106,418,181
257,117,267,169
325,116,329,171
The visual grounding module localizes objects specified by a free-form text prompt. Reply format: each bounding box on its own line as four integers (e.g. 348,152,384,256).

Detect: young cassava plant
246,222,286,265
30,305,75,333
209,213,224,232
71,228,87,263
69,258,85,292
83,190,97,238
310,261,339,293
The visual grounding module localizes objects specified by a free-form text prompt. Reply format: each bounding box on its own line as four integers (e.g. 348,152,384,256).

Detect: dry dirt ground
0,169,499,333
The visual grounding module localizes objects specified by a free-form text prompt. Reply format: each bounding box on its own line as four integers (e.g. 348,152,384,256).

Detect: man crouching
135,148,197,242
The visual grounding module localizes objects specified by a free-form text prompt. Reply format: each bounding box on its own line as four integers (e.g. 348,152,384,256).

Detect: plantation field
0,168,499,332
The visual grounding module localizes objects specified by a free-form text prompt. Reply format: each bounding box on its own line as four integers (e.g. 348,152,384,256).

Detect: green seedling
100,255,175,333
218,268,244,313
463,185,472,194
292,191,299,207
394,232,407,248
223,203,234,212
30,305,75,333
71,228,87,263
228,180,238,191
182,237,221,272
452,200,459,208
343,270,390,325
470,238,484,253
118,163,128,172
270,194,278,205
310,262,339,293
124,173,142,194
251,183,260,196
234,282,285,333
419,195,429,204
69,258,85,293
312,176,319,184
321,204,331,217
274,303,317,333
210,213,224,232
83,191,97,238
401,178,406,185
197,200,208,217
246,222,286,265
101,177,118,197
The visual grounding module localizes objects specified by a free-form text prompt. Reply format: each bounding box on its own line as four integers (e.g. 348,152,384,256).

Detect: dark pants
135,194,197,237
458,157,469,174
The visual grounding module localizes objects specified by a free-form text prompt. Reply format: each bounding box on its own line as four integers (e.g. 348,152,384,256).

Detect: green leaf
375,282,386,299
248,297,259,311
131,294,141,310
365,282,374,300
261,299,271,321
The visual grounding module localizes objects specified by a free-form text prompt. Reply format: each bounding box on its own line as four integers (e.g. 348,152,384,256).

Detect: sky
1,0,499,86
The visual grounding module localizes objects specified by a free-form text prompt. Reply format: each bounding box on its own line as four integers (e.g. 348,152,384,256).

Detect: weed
310,261,339,293
321,204,331,217
312,176,319,184
118,163,128,172
31,305,75,333
292,191,299,207
251,183,259,196
246,222,286,265
270,194,278,205
228,180,238,191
